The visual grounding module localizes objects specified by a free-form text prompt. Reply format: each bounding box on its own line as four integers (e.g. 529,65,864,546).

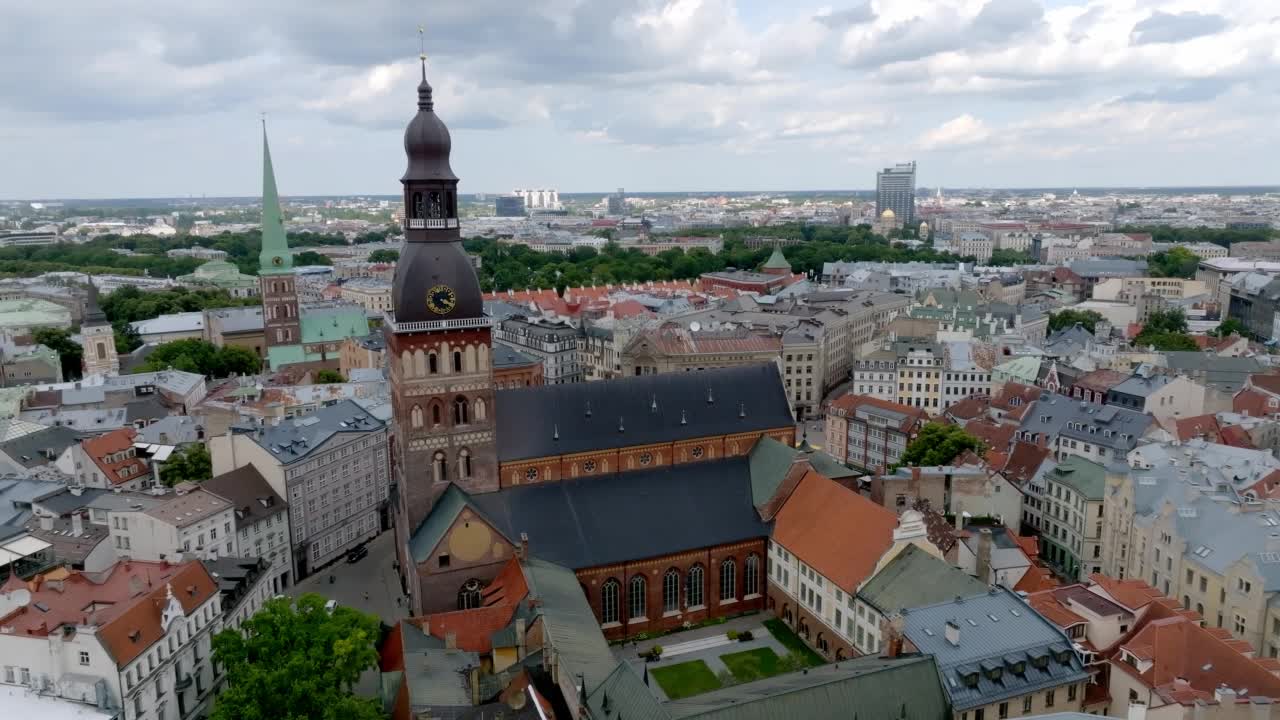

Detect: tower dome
881,208,896,219
402,72,457,182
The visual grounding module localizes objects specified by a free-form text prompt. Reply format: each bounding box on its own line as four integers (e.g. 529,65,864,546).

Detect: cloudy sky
4,0,1278,199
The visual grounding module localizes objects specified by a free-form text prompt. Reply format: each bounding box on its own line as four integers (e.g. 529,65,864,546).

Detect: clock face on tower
271,256,284,266
426,284,457,315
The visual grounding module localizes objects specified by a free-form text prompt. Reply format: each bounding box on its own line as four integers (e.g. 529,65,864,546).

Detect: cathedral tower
80,281,118,377
258,125,301,352
387,59,498,542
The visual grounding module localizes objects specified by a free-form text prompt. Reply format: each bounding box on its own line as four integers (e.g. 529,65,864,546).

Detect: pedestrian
363,591,370,602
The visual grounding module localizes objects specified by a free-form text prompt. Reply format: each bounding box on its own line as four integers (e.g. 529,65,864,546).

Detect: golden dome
881,208,896,219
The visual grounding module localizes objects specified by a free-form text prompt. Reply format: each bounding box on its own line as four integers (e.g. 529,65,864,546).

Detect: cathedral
387,61,795,637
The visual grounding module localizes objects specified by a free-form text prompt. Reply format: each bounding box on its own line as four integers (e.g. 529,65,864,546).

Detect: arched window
629,575,647,620
453,351,463,373
686,565,705,608
1196,603,1204,616
474,397,487,422
414,349,426,377
412,192,424,219
410,405,424,429
465,345,477,373
433,452,447,484
458,579,482,610
428,191,443,219
477,344,489,371
401,350,413,377
428,352,438,374
459,449,472,479
745,554,760,596
601,579,620,625
720,559,736,601
663,569,680,613
453,396,469,425
430,401,442,426
446,190,456,218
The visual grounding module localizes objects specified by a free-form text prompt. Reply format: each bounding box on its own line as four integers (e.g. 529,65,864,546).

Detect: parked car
346,545,369,563
324,599,338,613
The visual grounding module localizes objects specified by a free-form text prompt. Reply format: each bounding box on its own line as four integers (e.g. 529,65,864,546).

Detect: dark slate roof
32,486,108,515
493,364,792,462
244,399,384,465
665,654,950,720
203,464,288,524
491,342,539,369
463,457,767,569
0,425,80,468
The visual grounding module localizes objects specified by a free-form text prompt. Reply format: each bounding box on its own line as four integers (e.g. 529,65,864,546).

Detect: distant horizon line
8,184,1280,204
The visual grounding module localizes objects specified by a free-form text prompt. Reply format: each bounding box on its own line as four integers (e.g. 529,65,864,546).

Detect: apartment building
0,560,221,720
209,399,389,581
894,340,943,413
493,315,582,384
1039,456,1107,582
620,323,781,377
1015,393,1155,465
1091,276,1209,302
205,464,293,593
824,394,926,471
93,486,238,563
1104,370,1206,423
851,347,897,402
1103,440,1280,656
940,341,993,409
339,278,392,314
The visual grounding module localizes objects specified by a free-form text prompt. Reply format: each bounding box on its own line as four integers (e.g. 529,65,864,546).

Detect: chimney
976,529,994,584
39,515,53,532
944,620,961,647
445,631,457,650
69,485,83,497
1127,701,1148,720
71,512,84,538
954,511,965,533
421,619,430,636
1216,687,1238,709
515,617,527,659
518,532,529,561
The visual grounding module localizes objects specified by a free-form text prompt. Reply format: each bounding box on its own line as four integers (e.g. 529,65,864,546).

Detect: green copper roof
858,544,989,616
762,246,791,270
299,307,370,344
258,127,292,275
748,437,857,507
1047,455,1106,500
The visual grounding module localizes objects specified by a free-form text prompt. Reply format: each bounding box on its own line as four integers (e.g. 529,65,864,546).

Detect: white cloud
917,114,992,150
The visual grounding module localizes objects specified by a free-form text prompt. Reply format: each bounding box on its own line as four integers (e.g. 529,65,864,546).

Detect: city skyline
4,0,1279,199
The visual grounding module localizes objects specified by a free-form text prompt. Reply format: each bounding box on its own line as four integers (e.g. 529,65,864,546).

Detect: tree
894,423,984,470
1140,308,1188,335
135,339,261,377
114,322,143,354
33,326,83,380
1212,318,1248,338
1133,308,1197,350
1048,309,1104,334
987,249,1035,266
314,369,344,384
1147,246,1199,279
211,593,384,720
160,444,212,486
367,249,399,263
294,250,333,266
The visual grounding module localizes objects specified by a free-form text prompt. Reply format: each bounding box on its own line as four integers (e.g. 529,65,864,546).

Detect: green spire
763,245,790,271
258,125,293,275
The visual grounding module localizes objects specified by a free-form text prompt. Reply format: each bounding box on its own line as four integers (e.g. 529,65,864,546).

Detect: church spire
83,279,107,327
258,121,292,275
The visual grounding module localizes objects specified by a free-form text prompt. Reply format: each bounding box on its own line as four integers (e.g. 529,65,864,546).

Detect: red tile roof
1073,369,1129,393
944,396,990,422
1174,414,1223,443
1116,614,1280,706
81,428,149,487
632,324,782,356
1248,373,1280,396
0,561,217,668
1218,424,1256,449
964,419,1016,455
1234,388,1276,417
1087,574,1164,611
1002,441,1051,484
409,557,529,654
773,473,898,592
1014,565,1059,594
990,383,1040,421
827,394,927,433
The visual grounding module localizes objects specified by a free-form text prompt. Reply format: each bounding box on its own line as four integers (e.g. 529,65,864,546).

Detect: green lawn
763,618,825,667
651,660,723,700
720,647,783,683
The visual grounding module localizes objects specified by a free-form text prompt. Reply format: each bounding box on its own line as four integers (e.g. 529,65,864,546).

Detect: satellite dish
689,321,701,332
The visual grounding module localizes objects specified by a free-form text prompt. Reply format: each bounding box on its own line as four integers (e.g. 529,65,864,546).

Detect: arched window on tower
433,451,447,484
412,192,424,219
458,579,482,610
446,190,456,218
453,396,469,425
410,405,424,429
459,448,472,478
720,558,737,601
428,191,443,219
428,352,438,374
600,579,620,625
430,401,442,427
453,351,463,373
474,397,487,422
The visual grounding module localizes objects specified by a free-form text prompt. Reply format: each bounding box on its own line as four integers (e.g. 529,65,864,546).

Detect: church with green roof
256,125,369,371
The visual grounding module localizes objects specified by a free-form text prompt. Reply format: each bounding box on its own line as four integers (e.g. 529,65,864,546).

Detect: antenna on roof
651,395,658,413
707,388,714,405
739,402,746,418
585,400,592,418
680,409,687,426
553,424,559,441
618,417,625,433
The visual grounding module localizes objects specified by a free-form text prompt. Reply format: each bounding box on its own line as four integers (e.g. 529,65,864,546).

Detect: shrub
737,630,754,642
726,630,739,641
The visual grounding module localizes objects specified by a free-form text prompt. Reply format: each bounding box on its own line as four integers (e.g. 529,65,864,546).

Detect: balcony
404,218,459,230
384,312,493,334
174,672,193,692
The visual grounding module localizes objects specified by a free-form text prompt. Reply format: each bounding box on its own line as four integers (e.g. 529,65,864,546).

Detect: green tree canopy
294,250,333,266
160,443,212,486
33,326,83,380
314,369,344,384
894,423,984,470
211,593,384,720
102,285,259,325
1147,246,1199,279
987,249,1035,266
1212,318,1248,338
366,249,399,263
1133,308,1196,350
1048,309,1104,334
135,339,261,377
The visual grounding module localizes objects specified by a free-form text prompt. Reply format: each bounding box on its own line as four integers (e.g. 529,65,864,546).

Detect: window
663,569,680,613
687,565,705,608
79,651,89,666
3,666,12,683
601,579,621,624
453,396,469,425
438,554,450,568
628,575,646,620
1068,683,1077,702
433,452,447,483
1022,696,1032,713
720,559,736,601
453,351,463,373
1045,689,1055,708
744,554,760,596
458,579,483,610
459,449,472,478
1235,615,1247,635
